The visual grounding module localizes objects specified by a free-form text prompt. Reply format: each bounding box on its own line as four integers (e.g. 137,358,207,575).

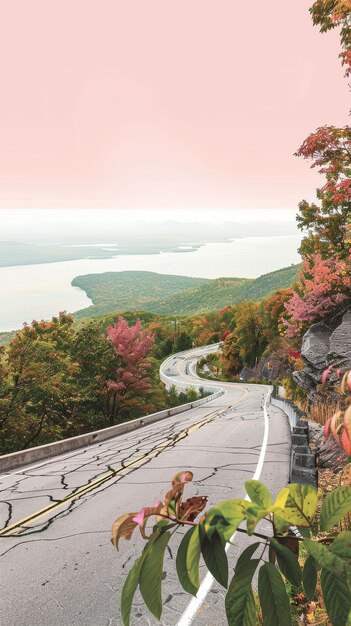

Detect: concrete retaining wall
271,393,317,487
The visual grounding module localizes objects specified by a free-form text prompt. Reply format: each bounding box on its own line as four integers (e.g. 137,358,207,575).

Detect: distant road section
0,345,290,626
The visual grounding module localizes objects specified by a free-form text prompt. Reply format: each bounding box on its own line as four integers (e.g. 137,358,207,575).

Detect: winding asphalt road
0,345,290,626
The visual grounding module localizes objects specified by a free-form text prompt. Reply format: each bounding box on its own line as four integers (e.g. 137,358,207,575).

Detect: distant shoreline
0,240,202,269
0,222,299,268
0,235,301,334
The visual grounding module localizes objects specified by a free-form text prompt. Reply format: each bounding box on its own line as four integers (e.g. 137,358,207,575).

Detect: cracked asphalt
0,346,291,626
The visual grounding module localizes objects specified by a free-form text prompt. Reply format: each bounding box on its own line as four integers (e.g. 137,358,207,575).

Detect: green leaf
303,555,318,600
274,487,289,510
225,559,259,626
269,538,302,587
176,526,199,596
201,528,228,588
156,519,170,528
236,542,260,569
184,524,201,592
245,480,272,509
139,531,171,620
330,531,351,561
296,525,311,538
280,483,318,527
245,504,269,536
204,499,248,541
258,563,292,626
121,554,146,626
321,568,351,626
206,499,249,520
304,538,351,578
271,488,292,534
273,513,291,535
320,486,351,531
269,545,277,564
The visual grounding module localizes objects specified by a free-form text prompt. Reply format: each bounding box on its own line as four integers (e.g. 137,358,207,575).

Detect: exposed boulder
302,322,331,374
293,309,350,399
328,310,351,371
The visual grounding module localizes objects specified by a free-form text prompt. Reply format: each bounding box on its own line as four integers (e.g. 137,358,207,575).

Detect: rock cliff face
240,355,287,382
293,309,351,399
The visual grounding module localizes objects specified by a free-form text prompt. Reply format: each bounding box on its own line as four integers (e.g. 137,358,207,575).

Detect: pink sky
0,1,348,212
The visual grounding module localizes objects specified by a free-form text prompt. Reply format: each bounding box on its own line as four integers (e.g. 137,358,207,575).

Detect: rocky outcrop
293,309,351,399
239,366,256,381
240,355,289,382
328,310,351,370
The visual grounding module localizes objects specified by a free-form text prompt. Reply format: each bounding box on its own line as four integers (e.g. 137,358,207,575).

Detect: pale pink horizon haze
0,1,348,213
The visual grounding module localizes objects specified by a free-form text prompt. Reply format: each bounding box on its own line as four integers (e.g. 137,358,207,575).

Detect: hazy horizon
0,208,299,243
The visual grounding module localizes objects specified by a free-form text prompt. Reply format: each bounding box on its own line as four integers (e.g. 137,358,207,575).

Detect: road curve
0,345,290,626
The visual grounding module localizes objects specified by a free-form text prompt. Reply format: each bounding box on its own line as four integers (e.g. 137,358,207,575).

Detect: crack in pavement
0,501,12,529
0,405,230,537
0,529,110,558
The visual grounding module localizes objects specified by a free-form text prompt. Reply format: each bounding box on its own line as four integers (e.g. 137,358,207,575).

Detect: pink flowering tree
283,254,351,337
105,317,155,425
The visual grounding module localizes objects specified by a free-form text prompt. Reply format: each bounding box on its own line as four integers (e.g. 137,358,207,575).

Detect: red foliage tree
105,317,155,425
283,254,351,336
310,0,351,76
295,126,351,259
295,1,351,260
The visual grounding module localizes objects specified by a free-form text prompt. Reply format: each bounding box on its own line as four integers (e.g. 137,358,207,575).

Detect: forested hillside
71,272,209,317
72,264,299,318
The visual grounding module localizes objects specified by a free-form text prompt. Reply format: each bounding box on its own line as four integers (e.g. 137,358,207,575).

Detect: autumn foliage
283,254,351,336
310,0,351,75
285,7,351,342
0,314,159,453
295,126,351,260
105,317,155,425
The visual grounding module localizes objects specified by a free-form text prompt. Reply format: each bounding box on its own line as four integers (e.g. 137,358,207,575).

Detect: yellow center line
0,388,248,537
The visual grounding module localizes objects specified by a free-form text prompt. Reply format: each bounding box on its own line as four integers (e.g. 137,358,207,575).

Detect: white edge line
176,386,271,626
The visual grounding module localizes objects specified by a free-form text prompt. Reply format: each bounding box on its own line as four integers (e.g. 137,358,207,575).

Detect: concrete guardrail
0,347,224,472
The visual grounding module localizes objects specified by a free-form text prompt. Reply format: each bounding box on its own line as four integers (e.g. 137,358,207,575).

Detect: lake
0,234,301,331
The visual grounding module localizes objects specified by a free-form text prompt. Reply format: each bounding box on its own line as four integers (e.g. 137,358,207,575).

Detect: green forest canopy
72,265,300,318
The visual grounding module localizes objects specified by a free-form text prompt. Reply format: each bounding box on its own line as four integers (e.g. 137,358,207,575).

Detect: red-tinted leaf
331,411,343,443
342,429,351,456
322,366,332,385
324,417,332,438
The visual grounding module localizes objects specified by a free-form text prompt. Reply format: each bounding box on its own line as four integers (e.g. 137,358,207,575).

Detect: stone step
293,445,311,455
293,426,308,436
291,433,308,446
293,452,315,469
290,466,317,488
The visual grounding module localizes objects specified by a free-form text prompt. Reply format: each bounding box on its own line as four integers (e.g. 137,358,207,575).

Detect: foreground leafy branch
111,471,351,625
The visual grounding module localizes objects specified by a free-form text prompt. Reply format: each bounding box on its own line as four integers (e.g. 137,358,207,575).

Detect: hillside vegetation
72,272,209,318
72,264,299,318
